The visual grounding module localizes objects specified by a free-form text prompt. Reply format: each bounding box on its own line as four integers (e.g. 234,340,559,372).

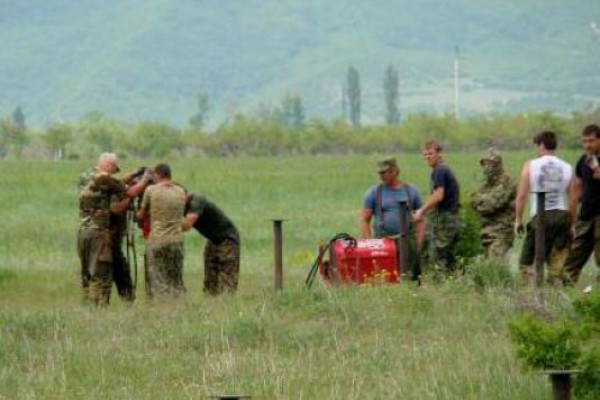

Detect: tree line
1,64,599,159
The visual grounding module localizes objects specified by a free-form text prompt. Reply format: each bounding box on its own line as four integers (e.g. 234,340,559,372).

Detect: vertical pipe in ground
534,192,546,288
273,219,284,291
397,200,410,281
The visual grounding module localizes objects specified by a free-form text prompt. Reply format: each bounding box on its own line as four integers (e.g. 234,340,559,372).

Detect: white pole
454,46,460,120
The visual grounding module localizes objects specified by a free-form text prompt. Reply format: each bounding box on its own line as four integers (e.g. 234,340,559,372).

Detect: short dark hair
424,140,443,152
153,163,172,179
533,131,557,150
582,124,600,138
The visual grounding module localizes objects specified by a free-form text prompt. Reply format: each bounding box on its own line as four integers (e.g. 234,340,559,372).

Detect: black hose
305,233,356,288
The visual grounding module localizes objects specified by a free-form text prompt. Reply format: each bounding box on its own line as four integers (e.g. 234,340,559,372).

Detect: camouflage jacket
470,174,516,237
78,170,127,230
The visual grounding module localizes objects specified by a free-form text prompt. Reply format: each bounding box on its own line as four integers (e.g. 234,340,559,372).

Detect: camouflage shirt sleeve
77,170,94,193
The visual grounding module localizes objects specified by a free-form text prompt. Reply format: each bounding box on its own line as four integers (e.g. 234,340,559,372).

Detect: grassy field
0,151,594,399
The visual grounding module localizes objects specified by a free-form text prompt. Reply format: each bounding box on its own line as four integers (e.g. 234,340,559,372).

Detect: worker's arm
415,218,426,251
127,173,151,198
568,175,582,229
514,161,530,230
413,187,444,222
182,213,198,231
359,208,373,239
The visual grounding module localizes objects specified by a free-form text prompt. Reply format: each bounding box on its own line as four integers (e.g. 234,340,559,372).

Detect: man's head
376,157,399,184
422,140,443,167
479,148,503,181
533,131,558,154
97,153,120,174
581,124,600,154
152,163,172,180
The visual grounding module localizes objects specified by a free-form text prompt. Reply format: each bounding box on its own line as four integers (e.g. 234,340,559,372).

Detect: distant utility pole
454,46,460,120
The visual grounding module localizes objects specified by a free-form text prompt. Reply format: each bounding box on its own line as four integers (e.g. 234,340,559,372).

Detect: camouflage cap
480,148,502,165
377,157,398,172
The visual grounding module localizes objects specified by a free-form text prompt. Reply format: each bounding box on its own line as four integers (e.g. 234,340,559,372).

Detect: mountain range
2,0,600,128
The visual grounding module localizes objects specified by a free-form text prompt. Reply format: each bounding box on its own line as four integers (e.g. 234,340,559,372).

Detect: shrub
574,347,600,400
509,290,600,398
508,315,581,370
456,206,483,262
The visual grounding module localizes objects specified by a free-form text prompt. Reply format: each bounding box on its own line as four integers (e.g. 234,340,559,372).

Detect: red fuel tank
319,238,399,284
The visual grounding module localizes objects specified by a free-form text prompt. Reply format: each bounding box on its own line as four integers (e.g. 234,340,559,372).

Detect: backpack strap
376,184,417,236
375,184,384,235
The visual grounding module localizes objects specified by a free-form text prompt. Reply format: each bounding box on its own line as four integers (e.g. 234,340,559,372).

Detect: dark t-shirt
431,163,460,212
575,154,600,220
186,193,239,243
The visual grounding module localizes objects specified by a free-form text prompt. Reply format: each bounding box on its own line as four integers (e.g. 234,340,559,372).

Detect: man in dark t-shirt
182,193,240,295
413,140,462,273
565,124,600,283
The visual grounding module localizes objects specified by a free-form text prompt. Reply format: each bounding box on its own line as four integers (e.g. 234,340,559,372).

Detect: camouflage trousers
564,216,600,283
77,227,113,306
204,238,240,296
429,210,462,273
145,241,185,299
519,210,571,285
482,235,513,260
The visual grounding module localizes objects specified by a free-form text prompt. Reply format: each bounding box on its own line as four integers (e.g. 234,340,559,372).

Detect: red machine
310,235,400,285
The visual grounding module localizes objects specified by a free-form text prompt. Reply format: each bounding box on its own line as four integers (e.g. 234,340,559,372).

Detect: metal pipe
534,192,546,288
273,219,284,291
397,200,410,281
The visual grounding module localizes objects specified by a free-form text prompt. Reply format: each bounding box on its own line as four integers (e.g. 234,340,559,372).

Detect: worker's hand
514,220,525,237
412,208,424,222
141,169,154,184
134,166,147,177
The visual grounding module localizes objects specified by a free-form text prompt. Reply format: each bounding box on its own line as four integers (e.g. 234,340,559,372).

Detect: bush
509,290,600,398
508,315,581,370
573,289,600,325
574,347,600,400
456,206,483,262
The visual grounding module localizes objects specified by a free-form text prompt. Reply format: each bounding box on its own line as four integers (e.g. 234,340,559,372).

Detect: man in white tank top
515,131,573,285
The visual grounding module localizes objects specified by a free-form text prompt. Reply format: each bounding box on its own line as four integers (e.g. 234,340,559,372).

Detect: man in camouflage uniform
77,153,149,306
138,164,186,299
182,193,240,295
470,149,517,260
413,140,462,274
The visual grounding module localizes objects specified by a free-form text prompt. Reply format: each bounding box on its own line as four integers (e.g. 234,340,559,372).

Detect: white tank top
528,155,572,216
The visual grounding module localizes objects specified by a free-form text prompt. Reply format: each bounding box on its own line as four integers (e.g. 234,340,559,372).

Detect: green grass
0,151,593,399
